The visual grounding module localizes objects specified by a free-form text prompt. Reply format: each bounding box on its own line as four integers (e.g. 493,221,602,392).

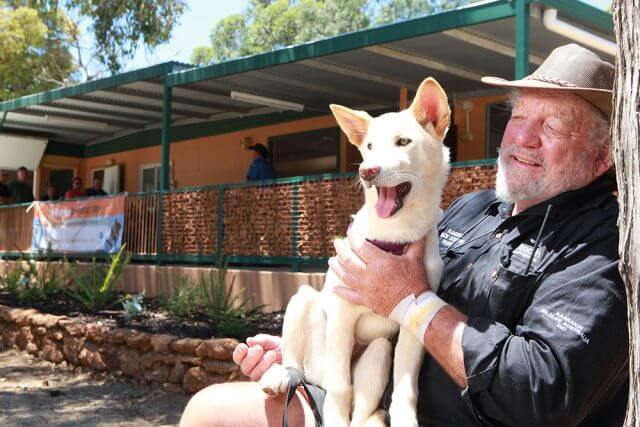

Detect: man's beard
495,145,591,204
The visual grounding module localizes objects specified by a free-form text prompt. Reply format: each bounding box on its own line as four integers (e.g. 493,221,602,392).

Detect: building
0,0,615,309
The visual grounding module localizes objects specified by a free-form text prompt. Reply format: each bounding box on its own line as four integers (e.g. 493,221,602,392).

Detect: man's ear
594,142,613,177
410,77,451,138
329,104,371,147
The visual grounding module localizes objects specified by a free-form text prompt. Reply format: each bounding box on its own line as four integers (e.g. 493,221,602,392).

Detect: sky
125,0,612,71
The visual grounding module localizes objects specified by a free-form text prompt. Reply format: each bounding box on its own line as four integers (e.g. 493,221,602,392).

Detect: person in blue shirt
246,143,276,181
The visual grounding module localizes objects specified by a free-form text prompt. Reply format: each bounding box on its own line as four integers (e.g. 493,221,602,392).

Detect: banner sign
31,196,125,253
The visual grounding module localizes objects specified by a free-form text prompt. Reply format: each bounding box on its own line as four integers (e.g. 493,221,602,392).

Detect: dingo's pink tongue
376,186,397,218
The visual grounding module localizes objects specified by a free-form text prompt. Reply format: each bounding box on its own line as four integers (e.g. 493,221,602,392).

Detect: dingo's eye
396,138,412,147
366,143,373,150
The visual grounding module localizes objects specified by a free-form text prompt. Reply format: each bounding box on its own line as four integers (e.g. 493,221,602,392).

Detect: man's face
0,173,7,184
17,169,26,181
496,90,610,206
73,179,81,189
93,178,102,190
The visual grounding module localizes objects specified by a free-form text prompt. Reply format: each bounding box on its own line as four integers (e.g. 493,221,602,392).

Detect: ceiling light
230,91,304,112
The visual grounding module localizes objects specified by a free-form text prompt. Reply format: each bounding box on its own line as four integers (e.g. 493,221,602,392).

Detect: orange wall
40,95,505,194
83,115,339,192
453,93,508,161
38,154,85,197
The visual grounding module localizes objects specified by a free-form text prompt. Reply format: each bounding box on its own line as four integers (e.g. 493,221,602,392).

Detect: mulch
0,291,283,341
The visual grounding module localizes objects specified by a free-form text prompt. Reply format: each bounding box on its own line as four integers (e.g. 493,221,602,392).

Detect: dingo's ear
410,78,450,138
329,104,371,147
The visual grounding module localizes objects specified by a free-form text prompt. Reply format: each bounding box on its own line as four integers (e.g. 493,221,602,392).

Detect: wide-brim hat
248,143,269,158
481,43,614,117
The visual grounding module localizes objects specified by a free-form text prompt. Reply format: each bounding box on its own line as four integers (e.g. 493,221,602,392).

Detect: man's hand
232,334,282,381
328,227,431,317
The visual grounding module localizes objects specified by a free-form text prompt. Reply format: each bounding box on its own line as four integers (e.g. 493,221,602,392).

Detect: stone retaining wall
0,304,242,394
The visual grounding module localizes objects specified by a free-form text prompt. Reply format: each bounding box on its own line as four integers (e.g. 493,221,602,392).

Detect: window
268,128,339,178
139,162,172,192
485,102,511,159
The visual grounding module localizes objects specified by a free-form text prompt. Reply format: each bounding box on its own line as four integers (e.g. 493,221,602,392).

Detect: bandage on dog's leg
351,337,392,427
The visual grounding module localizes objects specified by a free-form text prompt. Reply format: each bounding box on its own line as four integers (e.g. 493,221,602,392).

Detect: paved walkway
0,349,190,426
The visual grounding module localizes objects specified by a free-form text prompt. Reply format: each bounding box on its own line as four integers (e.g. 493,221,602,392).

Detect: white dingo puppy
260,77,451,427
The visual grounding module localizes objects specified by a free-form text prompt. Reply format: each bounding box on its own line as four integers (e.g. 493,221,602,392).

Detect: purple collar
366,238,408,256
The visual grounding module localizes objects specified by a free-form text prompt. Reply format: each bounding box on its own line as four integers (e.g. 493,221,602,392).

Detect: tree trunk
612,2,640,425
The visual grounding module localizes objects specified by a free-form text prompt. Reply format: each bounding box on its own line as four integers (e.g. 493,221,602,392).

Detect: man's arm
331,230,628,426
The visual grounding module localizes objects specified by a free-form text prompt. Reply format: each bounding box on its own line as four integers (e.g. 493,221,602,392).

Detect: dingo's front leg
261,285,320,395
388,329,425,427
322,292,361,427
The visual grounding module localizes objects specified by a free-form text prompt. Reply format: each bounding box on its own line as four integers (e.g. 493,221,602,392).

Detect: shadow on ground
0,349,190,426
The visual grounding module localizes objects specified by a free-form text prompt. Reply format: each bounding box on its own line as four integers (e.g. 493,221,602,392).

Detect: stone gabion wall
0,305,241,394
162,189,218,254
222,184,293,256
441,164,497,208
296,178,363,257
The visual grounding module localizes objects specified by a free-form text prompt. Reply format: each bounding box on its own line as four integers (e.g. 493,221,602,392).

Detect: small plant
122,292,145,320
162,273,199,318
65,245,131,312
197,256,261,337
0,261,24,297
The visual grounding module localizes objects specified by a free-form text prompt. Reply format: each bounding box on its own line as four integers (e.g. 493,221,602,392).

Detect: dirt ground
0,349,190,427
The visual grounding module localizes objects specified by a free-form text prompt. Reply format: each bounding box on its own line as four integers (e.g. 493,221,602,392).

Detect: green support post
0,111,7,130
514,0,530,79
291,181,300,272
156,67,173,265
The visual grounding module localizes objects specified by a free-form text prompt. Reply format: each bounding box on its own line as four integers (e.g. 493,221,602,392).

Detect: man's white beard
495,148,592,205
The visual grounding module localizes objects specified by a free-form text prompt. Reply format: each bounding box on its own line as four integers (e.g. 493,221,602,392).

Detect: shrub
65,245,131,312
122,292,145,320
162,273,199,318
0,261,24,297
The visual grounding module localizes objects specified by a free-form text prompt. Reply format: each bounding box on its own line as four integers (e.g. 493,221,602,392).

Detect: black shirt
419,174,628,426
85,188,108,197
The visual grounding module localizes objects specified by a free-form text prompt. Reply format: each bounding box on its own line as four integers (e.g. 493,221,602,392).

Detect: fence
0,160,497,268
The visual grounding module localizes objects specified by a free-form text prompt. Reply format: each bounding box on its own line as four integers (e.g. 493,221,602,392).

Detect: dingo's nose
359,166,380,181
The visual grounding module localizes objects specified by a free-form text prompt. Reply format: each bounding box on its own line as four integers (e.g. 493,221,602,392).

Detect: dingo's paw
259,364,290,396
389,404,418,427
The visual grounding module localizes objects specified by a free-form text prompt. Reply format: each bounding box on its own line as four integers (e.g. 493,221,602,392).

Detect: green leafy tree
375,0,470,24
0,3,75,100
191,0,371,65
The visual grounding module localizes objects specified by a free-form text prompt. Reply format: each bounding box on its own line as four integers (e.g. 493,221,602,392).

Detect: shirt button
495,232,503,240
491,269,498,278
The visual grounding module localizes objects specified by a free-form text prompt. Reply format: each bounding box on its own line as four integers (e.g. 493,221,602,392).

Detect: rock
2,326,18,348
182,367,226,394
140,352,173,369
98,343,121,371
174,354,202,366
11,308,39,326
77,342,107,370
39,338,64,364
86,323,109,343
58,319,86,337
33,326,47,336
16,326,34,351
170,338,202,355
144,365,171,383
201,359,238,376
150,334,177,354
106,329,127,345
62,335,85,364
29,313,61,328
163,382,184,394
195,338,239,360
119,346,142,378
168,362,187,384
46,329,63,341
0,305,11,321
123,330,151,352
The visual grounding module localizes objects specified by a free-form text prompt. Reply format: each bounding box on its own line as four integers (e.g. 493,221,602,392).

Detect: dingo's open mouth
375,182,411,218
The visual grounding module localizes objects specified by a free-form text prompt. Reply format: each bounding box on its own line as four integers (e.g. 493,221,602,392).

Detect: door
49,169,73,197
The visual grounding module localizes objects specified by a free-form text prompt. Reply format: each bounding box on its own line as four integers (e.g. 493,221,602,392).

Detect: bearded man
181,44,627,427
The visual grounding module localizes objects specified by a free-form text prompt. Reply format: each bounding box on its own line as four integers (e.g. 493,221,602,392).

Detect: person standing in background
8,166,34,203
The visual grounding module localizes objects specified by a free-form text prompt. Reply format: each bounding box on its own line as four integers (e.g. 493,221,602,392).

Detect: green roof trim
0,62,181,113
84,110,321,157
538,0,613,33
167,0,516,87
44,141,85,157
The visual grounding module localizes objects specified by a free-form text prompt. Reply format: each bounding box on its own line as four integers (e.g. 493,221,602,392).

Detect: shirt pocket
481,266,542,329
